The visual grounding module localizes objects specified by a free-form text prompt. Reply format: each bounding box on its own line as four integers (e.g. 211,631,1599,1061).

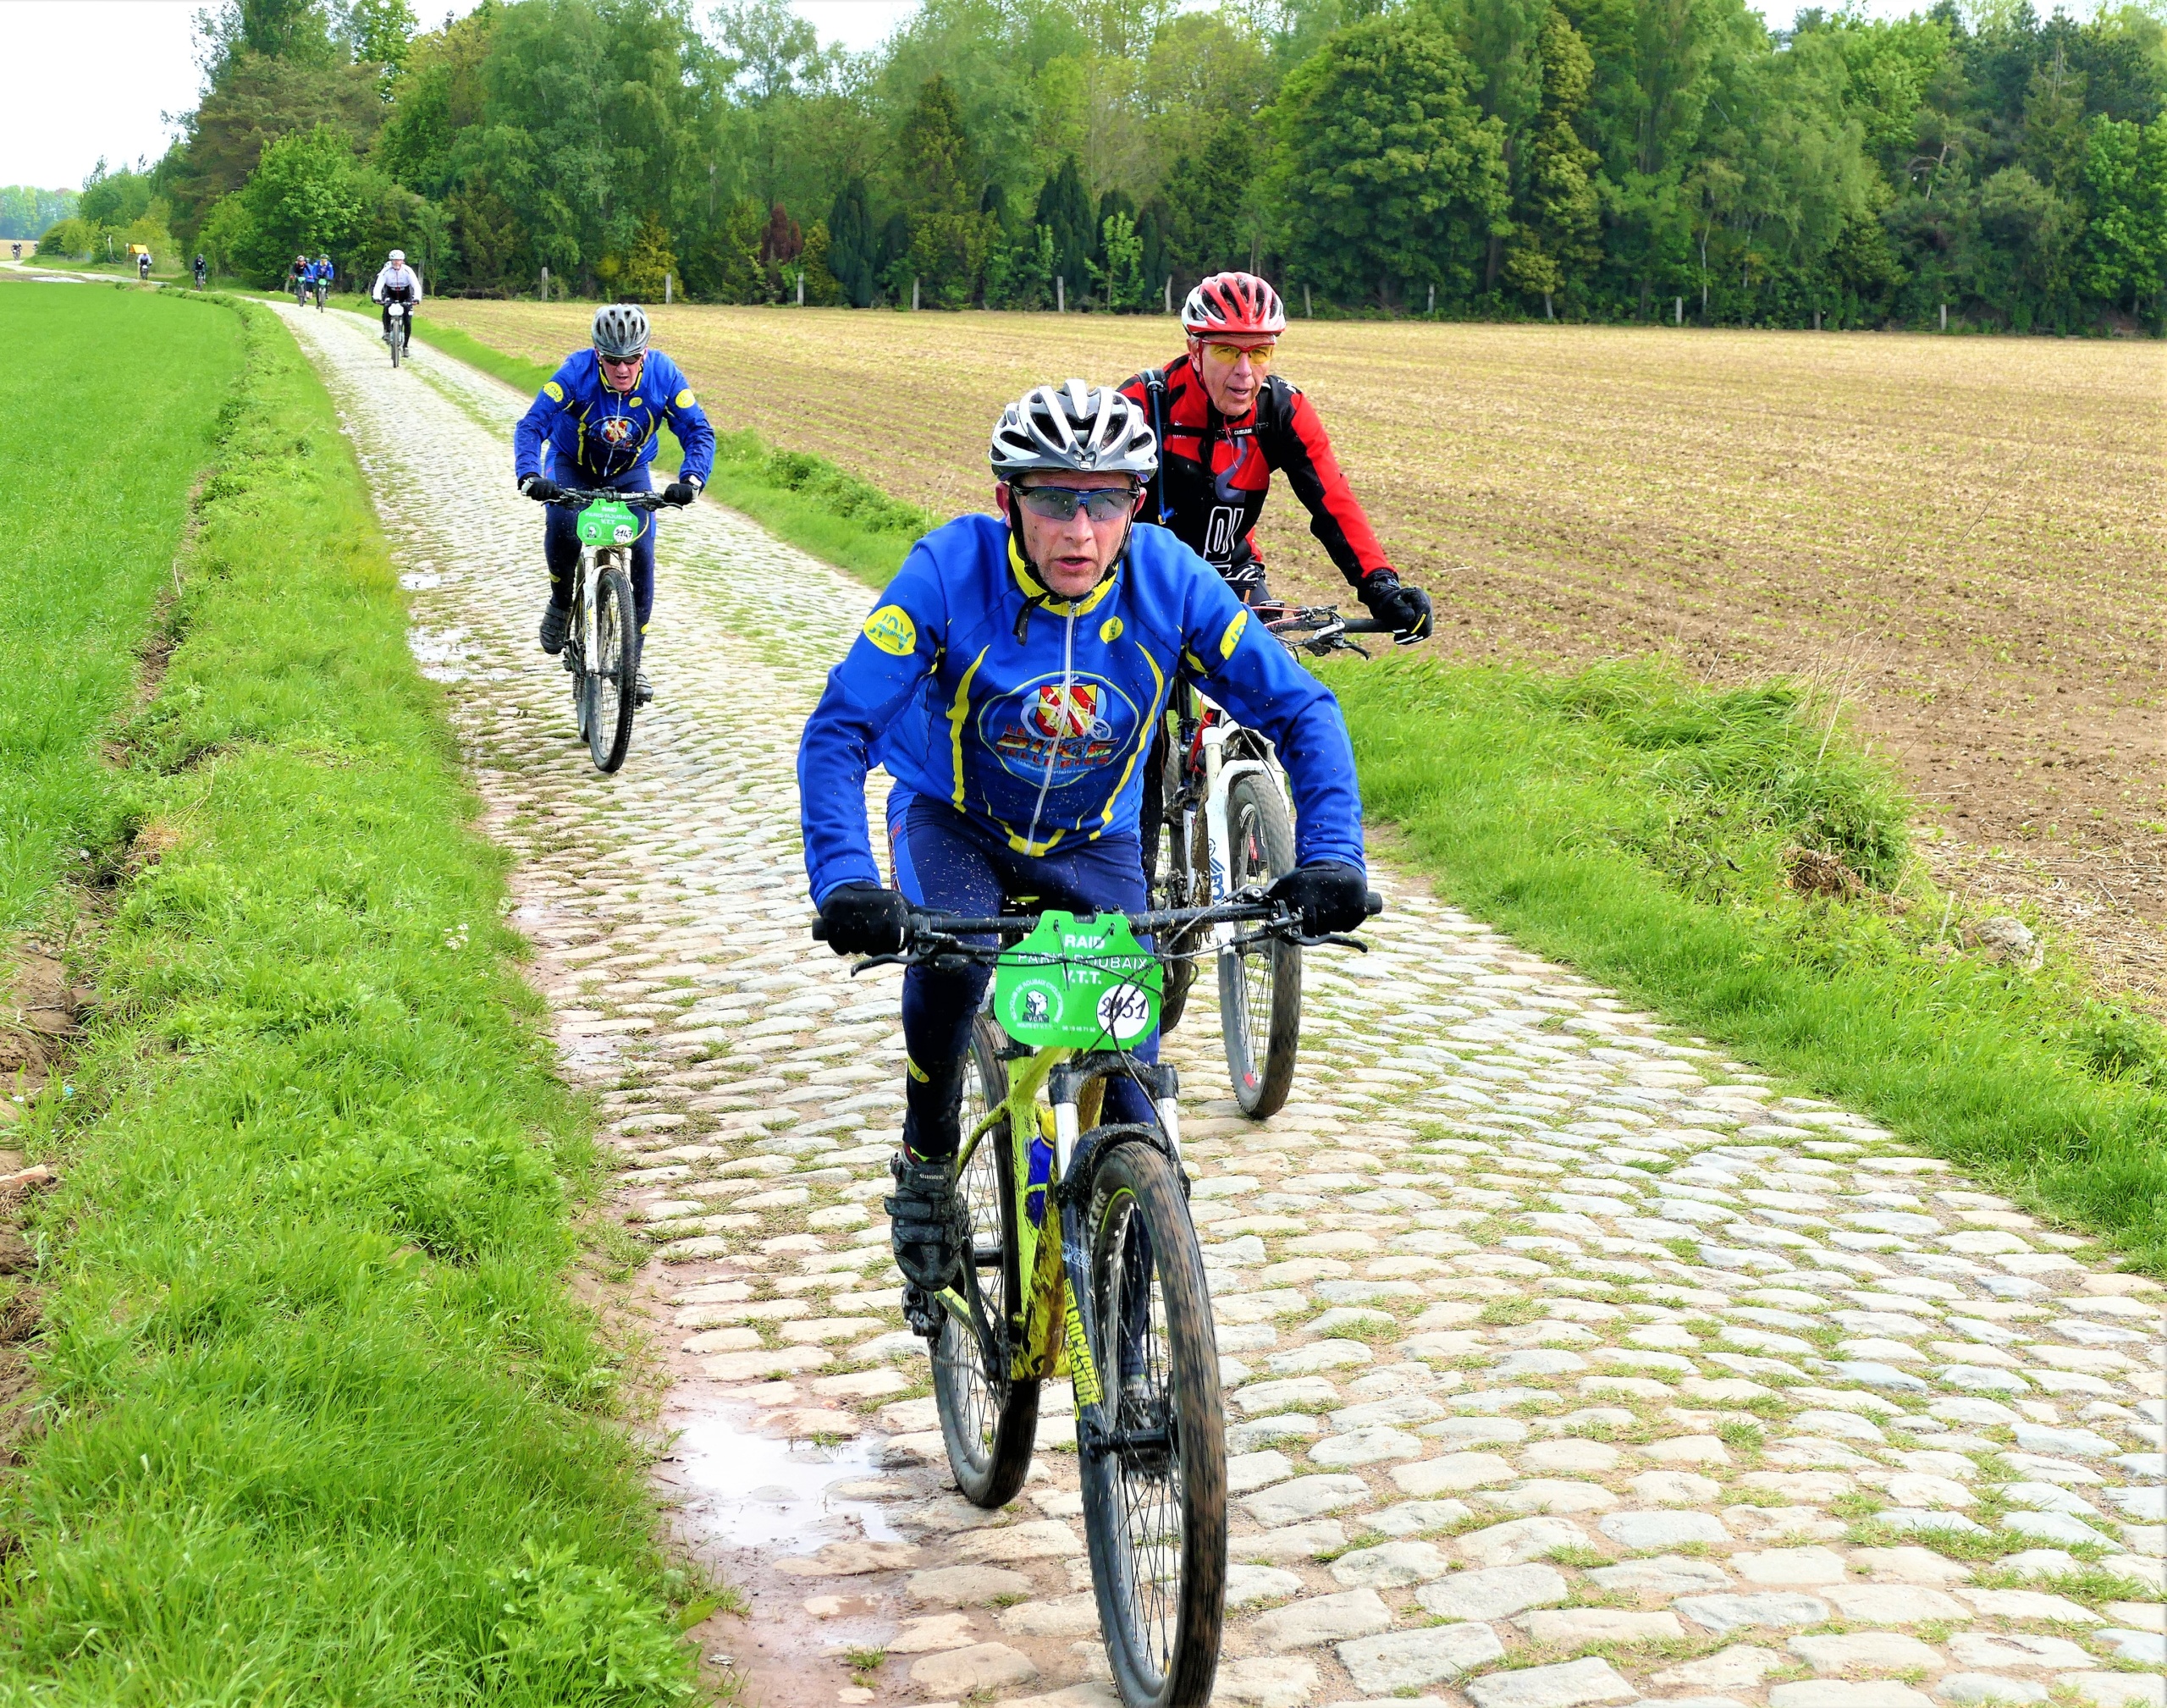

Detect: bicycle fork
1045,1057,1185,1455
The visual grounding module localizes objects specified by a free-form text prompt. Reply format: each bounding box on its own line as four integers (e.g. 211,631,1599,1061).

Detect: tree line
46,0,2167,332
0,187,78,242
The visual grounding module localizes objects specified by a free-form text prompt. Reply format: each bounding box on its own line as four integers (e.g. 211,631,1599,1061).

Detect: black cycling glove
520,475,562,504
1268,862,1372,936
1360,570,1435,645
815,884,910,956
661,480,699,508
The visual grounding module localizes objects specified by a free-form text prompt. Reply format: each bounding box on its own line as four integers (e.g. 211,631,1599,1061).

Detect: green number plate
993,911,1162,1049
576,498,641,547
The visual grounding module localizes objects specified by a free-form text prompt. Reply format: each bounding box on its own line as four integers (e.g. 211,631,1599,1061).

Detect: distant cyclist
1117,272,1432,642
192,254,207,289
136,250,152,282
367,249,422,342
512,303,714,707
312,252,332,306
289,252,311,304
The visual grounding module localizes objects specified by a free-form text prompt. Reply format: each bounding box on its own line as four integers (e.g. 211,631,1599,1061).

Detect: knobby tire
933,1014,1039,1507
1217,773,1300,1118
587,559,637,773
1079,1134,1225,1708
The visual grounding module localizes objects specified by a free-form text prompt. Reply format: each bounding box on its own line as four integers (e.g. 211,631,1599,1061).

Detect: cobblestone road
278,305,2166,1708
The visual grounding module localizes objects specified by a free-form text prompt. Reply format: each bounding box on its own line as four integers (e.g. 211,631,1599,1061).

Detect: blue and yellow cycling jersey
797,512,1365,902
513,348,716,488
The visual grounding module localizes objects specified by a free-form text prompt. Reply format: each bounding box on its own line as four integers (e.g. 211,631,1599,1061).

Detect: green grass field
0,279,242,934
0,290,702,1701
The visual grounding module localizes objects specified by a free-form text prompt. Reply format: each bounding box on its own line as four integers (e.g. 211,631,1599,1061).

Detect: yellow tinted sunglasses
1199,340,1276,367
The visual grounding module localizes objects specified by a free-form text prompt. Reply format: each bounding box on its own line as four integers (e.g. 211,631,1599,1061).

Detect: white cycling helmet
592,302,650,360
989,380,1157,482
389,249,405,262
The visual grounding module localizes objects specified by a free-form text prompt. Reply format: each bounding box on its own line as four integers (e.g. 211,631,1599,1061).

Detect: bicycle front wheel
1079,1135,1225,1708
389,319,404,366
587,559,637,773
1217,771,1301,1118
933,1013,1039,1507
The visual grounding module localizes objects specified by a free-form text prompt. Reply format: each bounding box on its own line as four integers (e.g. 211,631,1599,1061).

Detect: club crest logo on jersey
980,673,1136,786
598,416,638,448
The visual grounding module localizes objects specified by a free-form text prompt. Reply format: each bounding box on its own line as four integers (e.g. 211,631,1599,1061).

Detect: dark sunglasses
1012,484,1139,523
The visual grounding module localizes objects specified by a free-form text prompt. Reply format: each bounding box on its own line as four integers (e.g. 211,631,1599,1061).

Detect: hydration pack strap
1144,368,1172,526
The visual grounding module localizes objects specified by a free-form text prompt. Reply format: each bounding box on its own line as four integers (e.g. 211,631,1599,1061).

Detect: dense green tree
2076,113,2167,311
826,177,879,306
1503,7,1602,313
1271,8,1509,304
1034,153,1095,297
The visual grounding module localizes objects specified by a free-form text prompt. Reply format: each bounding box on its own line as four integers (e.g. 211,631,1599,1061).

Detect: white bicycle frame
1188,696,1291,954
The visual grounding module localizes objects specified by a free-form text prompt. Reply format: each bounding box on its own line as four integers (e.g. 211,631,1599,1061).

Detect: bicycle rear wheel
1217,772,1300,1118
933,1014,1040,1508
1079,1134,1225,1708
587,559,637,773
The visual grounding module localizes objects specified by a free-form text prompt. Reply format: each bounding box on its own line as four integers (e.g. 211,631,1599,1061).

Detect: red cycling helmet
1181,271,1288,339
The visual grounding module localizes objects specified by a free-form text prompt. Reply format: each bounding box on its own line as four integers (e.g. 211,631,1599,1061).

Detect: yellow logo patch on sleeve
1099,615,1123,642
1218,607,1249,659
675,388,695,408
543,380,564,402
863,604,918,657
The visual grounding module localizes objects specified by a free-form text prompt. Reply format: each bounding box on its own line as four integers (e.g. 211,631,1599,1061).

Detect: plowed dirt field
430,302,2167,994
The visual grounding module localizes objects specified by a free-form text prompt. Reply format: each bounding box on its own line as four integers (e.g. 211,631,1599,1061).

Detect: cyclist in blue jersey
797,380,1370,1305
513,303,716,705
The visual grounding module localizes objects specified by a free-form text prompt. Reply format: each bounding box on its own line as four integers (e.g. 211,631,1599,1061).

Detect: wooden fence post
797,269,805,306
1674,295,1683,325
913,277,921,311
664,272,672,305
1940,303,1949,331
1303,284,1312,317
1426,282,1435,315
1163,275,1172,314
1056,275,1065,313
540,265,549,300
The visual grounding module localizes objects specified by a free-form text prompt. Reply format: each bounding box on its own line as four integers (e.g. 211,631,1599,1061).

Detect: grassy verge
1327,656,2167,1272
393,307,930,586
0,294,703,1701
0,279,241,934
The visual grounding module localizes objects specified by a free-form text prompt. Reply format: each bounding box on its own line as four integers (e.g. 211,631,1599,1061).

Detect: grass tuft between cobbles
1326,654,2167,1275
0,296,702,1704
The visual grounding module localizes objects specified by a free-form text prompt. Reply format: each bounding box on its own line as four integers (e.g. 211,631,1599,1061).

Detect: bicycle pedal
902,1285,943,1338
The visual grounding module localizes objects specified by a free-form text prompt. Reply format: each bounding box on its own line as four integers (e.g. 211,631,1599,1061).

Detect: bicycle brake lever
1292,931,1370,952
849,953,912,974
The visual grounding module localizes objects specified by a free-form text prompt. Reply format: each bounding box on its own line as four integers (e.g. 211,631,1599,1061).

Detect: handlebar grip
1365,890,1384,917
1341,618,1392,634
809,916,829,941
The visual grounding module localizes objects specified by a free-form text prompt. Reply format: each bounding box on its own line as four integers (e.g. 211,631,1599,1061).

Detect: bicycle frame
944,1043,1183,1422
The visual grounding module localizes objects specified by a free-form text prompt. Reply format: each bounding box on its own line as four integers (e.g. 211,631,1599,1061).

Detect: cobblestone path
278,305,2166,1708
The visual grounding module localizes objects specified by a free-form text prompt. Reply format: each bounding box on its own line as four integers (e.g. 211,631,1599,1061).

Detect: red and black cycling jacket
1117,354,1392,598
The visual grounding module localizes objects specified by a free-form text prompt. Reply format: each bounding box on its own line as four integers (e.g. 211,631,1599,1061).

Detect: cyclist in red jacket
1117,271,1433,640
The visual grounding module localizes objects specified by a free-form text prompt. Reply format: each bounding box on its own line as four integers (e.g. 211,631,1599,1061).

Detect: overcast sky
3,0,1949,192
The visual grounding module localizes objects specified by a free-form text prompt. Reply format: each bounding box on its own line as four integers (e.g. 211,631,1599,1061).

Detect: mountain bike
831,895,1375,1708
313,276,327,310
384,299,411,367
537,488,662,774
292,274,308,307
1152,608,1389,1117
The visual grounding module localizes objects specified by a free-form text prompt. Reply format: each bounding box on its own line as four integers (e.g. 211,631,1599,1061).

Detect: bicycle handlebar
813,890,1385,967
532,487,672,510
